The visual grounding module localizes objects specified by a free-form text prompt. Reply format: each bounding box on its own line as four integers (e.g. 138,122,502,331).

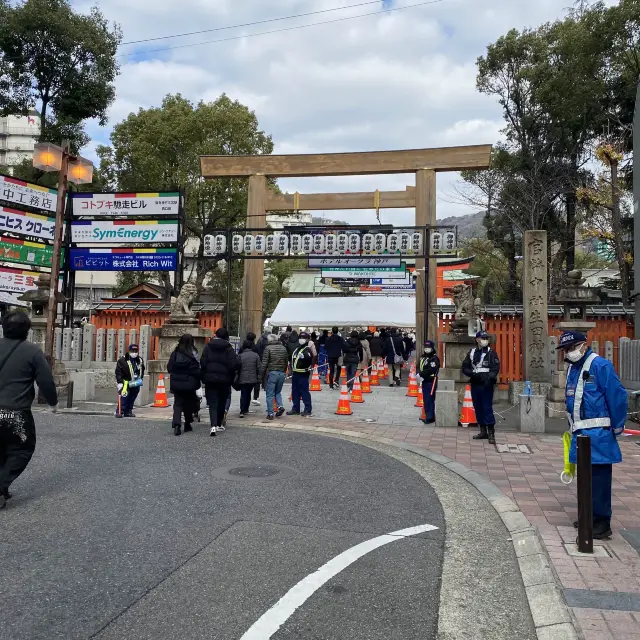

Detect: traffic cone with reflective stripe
310,365,322,391
335,383,353,415
361,368,372,393
406,370,419,397
383,361,389,379
370,361,379,386
153,374,169,408
459,384,477,427
340,366,347,383
419,405,427,423
415,384,424,407
351,375,364,403
377,359,385,382
325,367,330,384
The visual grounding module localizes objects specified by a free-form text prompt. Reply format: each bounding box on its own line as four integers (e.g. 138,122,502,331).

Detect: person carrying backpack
288,331,314,417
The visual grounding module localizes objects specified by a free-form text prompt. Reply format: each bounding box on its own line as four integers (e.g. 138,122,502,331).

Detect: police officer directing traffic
288,331,314,417
418,340,440,424
462,330,500,444
559,331,627,540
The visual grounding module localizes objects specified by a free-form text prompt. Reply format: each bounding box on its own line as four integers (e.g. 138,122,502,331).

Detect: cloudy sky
74,0,607,225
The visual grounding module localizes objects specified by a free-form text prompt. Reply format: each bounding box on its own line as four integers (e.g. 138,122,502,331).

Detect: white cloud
75,0,609,219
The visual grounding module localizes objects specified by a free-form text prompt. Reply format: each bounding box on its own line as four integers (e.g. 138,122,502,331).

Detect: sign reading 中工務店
0,236,56,267
0,175,57,213
70,247,177,271
0,206,56,242
71,220,179,243
72,192,180,217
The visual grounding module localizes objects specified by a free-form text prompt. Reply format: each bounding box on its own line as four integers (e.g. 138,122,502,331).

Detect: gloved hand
50,403,58,413
117,383,123,392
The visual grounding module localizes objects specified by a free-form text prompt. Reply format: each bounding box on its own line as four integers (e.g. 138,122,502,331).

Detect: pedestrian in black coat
325,326,345,389
167,334,201,436
200,328,239,436
384,329,407,386
246,331,262,405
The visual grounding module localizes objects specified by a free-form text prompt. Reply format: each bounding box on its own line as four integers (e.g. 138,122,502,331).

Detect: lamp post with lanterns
32,141,93,364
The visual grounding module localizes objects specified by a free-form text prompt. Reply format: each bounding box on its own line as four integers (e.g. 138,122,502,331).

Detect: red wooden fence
439,315,634,385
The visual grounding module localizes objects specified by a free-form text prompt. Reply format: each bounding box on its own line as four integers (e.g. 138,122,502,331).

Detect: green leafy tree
263,259,307,317
0,0,122,153
98,93,275,293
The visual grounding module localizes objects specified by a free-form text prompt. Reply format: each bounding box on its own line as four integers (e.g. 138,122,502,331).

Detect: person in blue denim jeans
259,334,288,419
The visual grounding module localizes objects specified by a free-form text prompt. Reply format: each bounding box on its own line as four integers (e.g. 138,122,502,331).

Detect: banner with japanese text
72,192,180,217
0,206,56,242
0,236,56,268
71,219,179,243
0,175,57,214
70,247,177,271
0,266,39,294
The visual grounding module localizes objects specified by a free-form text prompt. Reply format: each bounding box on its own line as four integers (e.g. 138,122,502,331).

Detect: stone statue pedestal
439,333,494,401
144,322,212,406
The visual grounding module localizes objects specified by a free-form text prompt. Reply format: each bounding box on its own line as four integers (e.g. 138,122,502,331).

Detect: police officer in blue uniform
418,340,440,424
462,331,500,444
559,331,627,539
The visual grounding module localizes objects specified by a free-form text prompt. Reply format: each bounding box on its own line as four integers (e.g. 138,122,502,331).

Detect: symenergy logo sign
71,220,178,243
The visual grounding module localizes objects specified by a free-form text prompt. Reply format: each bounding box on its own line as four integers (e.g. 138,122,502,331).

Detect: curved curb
235,421,581,640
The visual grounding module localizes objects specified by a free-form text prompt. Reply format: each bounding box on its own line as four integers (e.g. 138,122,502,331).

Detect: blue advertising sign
70,248,177,271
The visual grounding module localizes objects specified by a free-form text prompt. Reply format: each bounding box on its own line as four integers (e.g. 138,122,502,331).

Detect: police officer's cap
299,331,309,339
424,340,435,348
128,343,139,350
475,331,489,339
557,331,587,349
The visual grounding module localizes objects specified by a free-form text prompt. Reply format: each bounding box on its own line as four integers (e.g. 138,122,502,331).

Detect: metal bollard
66,380,74,409
576,434,593,553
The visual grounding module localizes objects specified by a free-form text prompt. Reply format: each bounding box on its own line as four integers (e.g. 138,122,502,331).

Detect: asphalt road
0,415,445,640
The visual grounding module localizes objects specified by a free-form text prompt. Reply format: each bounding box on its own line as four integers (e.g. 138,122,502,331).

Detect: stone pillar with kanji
523,231,550,383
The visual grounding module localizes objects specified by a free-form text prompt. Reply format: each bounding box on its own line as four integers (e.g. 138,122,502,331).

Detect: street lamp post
32,141,93,364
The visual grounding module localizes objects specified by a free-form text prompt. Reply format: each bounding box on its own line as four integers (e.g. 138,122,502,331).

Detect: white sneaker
251,399,260,406
217,425,226,432
209,427,217,437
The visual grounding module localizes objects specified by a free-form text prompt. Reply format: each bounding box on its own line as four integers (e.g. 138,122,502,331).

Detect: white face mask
299,339,308,345
565,345,585,363
424,348,433,355
129,352,138,359
478,339,489,348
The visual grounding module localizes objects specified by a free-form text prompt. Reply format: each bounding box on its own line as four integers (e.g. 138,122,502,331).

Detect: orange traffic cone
406,370,419,397
361,368,372,393
415,384,424,407
377,360,385,382
340,367,347,383
459,384,477,427
310,365,322,391
153,374,169,408
351,375,364,403
273,398,278,413
370,362,379,386
335,383,353,415
383,361,389,379
419,405,427,422
325,367,330,384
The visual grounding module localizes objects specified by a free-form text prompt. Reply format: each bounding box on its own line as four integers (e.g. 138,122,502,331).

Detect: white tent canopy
269,296,417,328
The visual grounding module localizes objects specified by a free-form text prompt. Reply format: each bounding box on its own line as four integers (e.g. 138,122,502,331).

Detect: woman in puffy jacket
167,334,201,436
357,330,372,375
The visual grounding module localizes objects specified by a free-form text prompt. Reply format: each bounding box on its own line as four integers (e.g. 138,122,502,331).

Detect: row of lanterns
203,230,456,257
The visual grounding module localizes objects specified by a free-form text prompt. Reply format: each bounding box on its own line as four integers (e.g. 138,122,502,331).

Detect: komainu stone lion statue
169,283,198,323
450,283,483,335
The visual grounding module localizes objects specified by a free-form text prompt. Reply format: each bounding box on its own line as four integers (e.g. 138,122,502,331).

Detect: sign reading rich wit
0,206,56,242
72,192,180,216
70,247,177,271
71,220,179,243
0,175,57,213
0,236,55,267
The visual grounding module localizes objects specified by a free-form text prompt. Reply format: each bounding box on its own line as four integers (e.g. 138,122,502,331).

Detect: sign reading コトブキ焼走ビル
70,247,177,271
71,220,179,243
0,175,57,213
72,192,180,217
0,236,56,267
0,206,55,242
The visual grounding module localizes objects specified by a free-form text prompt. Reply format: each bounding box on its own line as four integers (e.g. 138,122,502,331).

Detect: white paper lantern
348,234,360,253
243,234,255,253
374,233,386,252
276,234,288,254
411,232,423,253
313,234,325,253
399,233,410,253
430,231,442,251
302,234,313,253
325,234,336,253
444,230,456,251
265,234,276,254
387,233,399,252
254,234,265,254
337,233,348,253
203,234,214,257
362,233,374,253
232,235,244,254
290,234,302,253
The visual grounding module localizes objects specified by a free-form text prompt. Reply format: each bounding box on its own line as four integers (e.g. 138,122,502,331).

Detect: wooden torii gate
200,146,492,347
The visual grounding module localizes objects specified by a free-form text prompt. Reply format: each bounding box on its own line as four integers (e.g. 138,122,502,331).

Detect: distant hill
437,211,486,240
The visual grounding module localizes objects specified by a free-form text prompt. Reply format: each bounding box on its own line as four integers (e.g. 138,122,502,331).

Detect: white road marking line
239,523,438,639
